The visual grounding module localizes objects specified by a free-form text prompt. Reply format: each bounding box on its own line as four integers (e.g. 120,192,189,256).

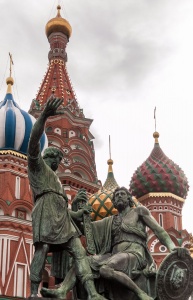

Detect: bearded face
44,153,61,171
113,189,130,211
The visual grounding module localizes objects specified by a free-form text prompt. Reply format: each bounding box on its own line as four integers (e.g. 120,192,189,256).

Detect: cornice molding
0,150,27,159
138,192,185,203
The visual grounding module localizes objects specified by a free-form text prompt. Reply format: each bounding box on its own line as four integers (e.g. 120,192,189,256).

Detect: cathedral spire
103,136,119,191
29,5,81,117
29,5,99,199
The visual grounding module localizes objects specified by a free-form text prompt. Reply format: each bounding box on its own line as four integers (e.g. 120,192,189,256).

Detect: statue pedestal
27,298,70,300
26,290,74,299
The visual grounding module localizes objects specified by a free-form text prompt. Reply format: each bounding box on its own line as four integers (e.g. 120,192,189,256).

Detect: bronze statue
41,187,192,300
27,96,106,300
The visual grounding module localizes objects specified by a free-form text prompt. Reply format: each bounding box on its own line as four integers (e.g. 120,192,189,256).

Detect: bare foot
40,287,66,299
29,294,39,298
88,294,107,300
138,291,154,300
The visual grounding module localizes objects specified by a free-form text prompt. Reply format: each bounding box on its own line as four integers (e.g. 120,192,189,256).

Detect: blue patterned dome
0,77,48,155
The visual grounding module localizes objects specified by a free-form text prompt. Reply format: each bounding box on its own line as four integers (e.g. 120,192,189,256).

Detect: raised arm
28,97,63,156
138,206,175,252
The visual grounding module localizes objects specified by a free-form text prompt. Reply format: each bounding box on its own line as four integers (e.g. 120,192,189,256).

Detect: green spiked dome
89,158,119,220
129,132,189,199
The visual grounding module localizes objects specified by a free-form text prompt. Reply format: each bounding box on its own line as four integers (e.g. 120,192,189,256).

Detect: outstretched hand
43,96,64,119
75,205,93,220
172,247,190,258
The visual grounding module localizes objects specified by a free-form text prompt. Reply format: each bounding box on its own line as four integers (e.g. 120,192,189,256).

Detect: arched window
54,128,61,135
74,172,82,178
15,176,20,199
16,209,26,220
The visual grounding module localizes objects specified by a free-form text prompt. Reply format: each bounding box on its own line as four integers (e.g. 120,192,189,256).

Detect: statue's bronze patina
41,187,193,300
27,96,106,300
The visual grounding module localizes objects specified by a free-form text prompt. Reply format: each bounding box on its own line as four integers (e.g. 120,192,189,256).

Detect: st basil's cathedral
0,5,192,299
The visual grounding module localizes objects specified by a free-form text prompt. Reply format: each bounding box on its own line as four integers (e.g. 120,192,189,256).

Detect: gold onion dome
45,5,72,38
89,158,119,220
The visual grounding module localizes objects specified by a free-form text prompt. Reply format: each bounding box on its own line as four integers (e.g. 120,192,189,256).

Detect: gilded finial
153,107,159,143
57,5,61,17
153,131,159,144
107,135,113,172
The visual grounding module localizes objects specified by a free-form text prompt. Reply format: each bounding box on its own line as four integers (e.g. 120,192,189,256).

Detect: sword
75,189,96,255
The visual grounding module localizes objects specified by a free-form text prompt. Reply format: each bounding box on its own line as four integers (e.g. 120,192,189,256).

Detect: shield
156,250,193,300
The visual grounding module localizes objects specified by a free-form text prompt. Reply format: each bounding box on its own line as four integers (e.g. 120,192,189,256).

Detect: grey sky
0,0,192,232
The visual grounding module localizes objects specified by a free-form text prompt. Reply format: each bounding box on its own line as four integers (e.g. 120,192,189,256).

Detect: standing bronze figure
27,96,106,300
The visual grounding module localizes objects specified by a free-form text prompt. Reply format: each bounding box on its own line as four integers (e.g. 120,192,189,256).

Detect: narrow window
174,216,178,230
15,176,20,199
15,264,26,297
159,213,163,227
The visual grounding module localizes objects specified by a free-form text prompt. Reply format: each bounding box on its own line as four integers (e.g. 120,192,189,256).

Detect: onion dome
129,132,189,199
89,158,119,220
0,76,48,156
45,5,72,38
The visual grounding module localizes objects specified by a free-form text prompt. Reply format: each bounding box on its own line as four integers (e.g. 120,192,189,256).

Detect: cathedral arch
72,155,87,165
49,140,61,148
70,142,87,152
71,166,94,181
0,207,4,215
72,169,89,180
10,201,33,218
0,199,8,215
70,150,93,168
12,207,31,221
181,240,190,248
149,238,159,252
69,138,93,155
64,169,71,173
74,171,82,178
45,126,53,133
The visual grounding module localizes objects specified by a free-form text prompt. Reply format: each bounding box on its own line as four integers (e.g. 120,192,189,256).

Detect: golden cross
109,135,111,159
154,107,156,132
9,52,14,77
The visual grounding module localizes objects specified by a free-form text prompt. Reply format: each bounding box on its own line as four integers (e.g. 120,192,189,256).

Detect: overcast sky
0,0,192,232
